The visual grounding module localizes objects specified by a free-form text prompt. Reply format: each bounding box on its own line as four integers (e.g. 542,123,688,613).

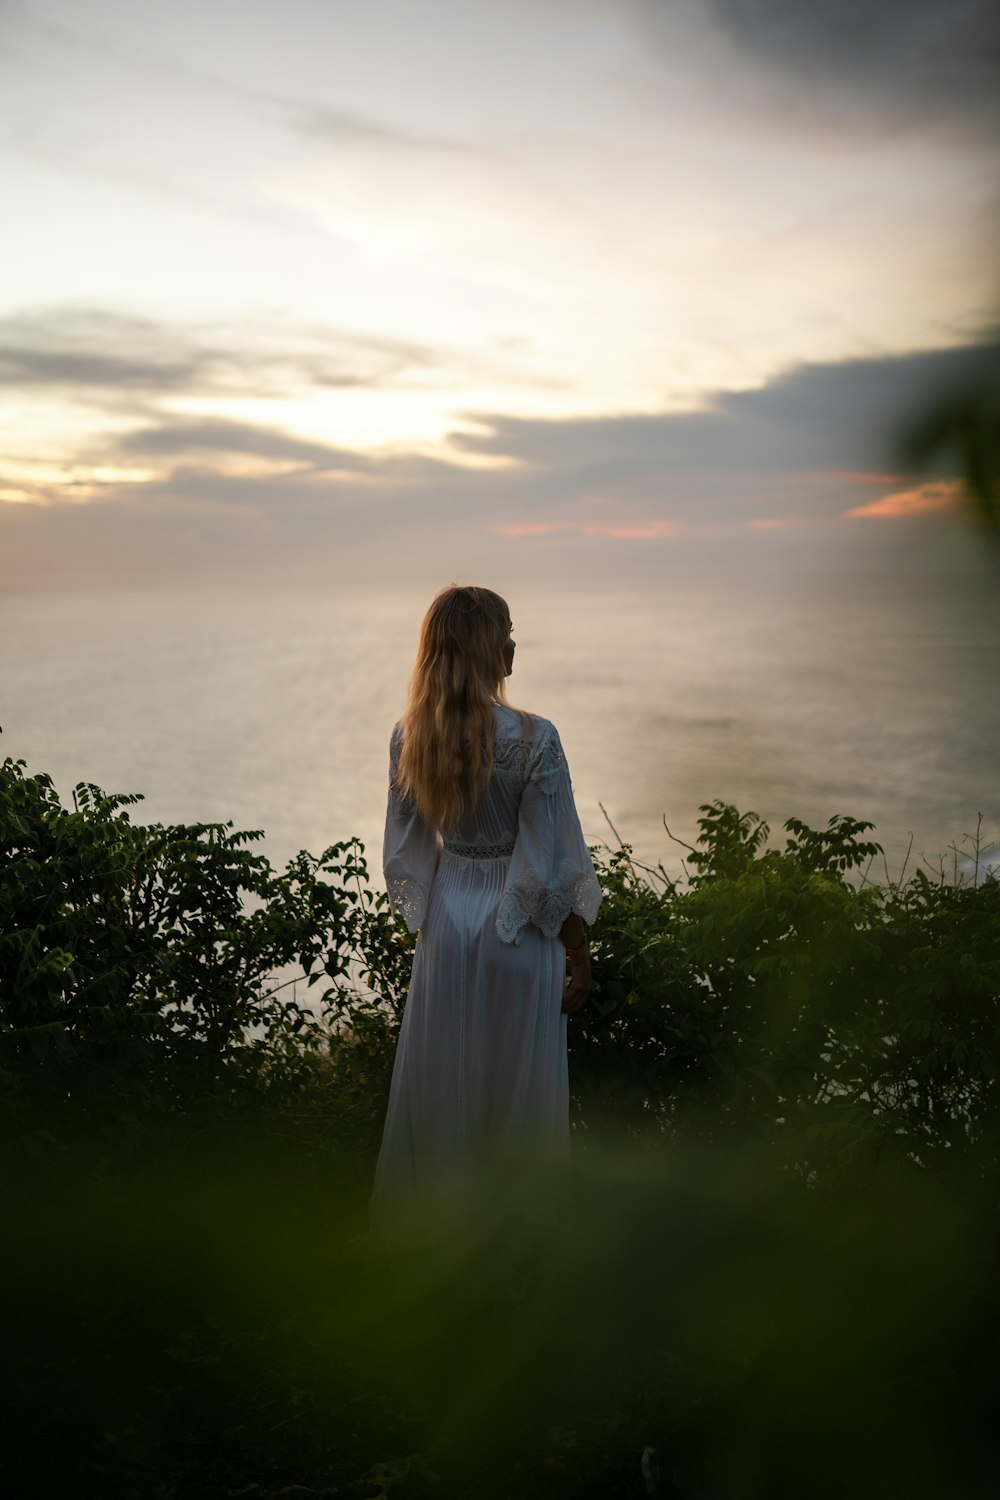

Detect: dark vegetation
3,739,999,1499
902,368,1000,532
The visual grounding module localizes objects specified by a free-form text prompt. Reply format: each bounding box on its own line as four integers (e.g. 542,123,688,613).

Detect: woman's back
373,586,601,1215
433,705,558,855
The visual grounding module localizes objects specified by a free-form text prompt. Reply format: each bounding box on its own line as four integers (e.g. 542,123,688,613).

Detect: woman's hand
562,941,591,1014
560,913,591,1014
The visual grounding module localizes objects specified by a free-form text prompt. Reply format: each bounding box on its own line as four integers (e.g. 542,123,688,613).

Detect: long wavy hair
398,584,516,832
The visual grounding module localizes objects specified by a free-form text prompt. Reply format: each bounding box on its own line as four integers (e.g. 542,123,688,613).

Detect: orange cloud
767,469,905,488
582,520,678,540
838,470,905,486
492,518,678,541
490,522,564,537
846,481,963,520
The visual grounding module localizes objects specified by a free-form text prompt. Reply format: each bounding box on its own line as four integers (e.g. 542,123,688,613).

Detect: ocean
2,579,998,886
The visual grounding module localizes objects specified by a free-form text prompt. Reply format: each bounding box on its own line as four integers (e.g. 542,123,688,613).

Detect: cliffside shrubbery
5,744,998,1179
0,745,412,1161
3,742,999,1499
577,802,1000,1179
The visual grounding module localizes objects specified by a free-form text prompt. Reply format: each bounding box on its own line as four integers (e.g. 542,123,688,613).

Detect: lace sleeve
382,724,438,933
496,719,602,945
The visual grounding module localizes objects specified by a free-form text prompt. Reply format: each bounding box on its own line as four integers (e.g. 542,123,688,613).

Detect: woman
372,584,602,1214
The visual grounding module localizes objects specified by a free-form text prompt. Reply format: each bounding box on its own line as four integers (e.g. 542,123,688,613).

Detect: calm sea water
2,581,998,884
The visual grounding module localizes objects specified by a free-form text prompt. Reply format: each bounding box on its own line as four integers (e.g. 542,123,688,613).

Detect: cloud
455,337,1000,488
0,309,208,393
634,0,1000,143
0,306,550,424
117,418,375,471
847,481,963,520
492,522,563,538
492,518,679,540
3,329,997,587
586,520,680,539
832,472,904,487
746,516,807,531
0,307,452,400
0,1,508,192
285,99,499,160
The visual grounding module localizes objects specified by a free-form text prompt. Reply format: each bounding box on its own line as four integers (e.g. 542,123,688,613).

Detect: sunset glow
0,0,996,587
847,482,964,520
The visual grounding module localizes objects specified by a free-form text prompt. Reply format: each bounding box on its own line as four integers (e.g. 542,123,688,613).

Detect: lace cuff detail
385,872,431,934
495,861,603,945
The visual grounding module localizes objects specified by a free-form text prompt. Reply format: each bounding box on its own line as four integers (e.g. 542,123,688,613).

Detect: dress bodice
384,704,601,941
435,706,564,858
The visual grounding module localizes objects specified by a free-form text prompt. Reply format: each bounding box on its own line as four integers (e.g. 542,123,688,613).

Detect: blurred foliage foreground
2,745,999,1499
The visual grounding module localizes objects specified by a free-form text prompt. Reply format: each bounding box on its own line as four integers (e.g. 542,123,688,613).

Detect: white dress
371,705,603,1212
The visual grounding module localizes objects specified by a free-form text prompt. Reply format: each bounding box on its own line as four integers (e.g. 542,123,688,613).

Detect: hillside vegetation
3,744,998,1499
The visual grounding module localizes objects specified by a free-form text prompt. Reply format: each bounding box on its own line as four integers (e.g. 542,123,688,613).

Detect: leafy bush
0,745,411,1155
576,802,1000,1178
4,746,1000,1497
5,735,998,1184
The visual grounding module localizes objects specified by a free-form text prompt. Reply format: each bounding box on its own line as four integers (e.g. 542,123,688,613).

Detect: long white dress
371,705,602,1212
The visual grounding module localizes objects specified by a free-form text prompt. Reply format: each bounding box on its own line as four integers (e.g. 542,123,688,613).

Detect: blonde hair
398,584,515,832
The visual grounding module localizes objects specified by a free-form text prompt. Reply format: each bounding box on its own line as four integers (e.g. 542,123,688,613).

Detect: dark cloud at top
0,2,504,171
642,0,1000,139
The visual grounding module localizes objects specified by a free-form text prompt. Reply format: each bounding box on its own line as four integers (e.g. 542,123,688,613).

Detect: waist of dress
441,837,516,860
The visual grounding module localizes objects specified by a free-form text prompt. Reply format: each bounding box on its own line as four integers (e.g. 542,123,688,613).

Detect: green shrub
4,745,1000,1497
5,734,998,1184
0,745,410,1156
576,802,1000,1178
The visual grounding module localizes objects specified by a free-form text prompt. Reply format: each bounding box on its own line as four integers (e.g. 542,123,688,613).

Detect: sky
1,0,998,591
